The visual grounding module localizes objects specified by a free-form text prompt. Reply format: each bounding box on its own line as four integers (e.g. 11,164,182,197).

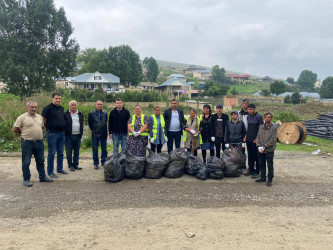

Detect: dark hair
190,109,196,114
264,112,273,118
242,99,249,103
52,92,61,98
247,103,256,109
202,104,212,116
115,98,122,102
170,99,177,103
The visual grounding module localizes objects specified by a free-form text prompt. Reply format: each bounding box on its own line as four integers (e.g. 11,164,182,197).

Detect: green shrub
274,111,300,123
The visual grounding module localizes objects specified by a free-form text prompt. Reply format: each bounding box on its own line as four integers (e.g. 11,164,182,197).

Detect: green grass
277,136,333,153
0,93,20,101
161,69,177,76
228,84,262,94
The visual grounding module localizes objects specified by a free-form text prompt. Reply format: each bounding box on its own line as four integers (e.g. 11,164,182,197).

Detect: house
183,65,206,76
55,77,76,89
168,74,187,81
155,79,196,99
227,73,252,84
0,82,7,93
139,82,159,92
75,71,124,93
193,69,212,80
261,76,273,82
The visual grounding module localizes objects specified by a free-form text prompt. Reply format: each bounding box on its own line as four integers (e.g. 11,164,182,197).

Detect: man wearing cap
12,101,53,186
244,104,263,178
210,104,229,158
255,112,277,186
224,111,246,152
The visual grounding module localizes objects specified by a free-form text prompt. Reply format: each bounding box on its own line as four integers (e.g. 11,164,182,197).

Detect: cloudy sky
54,0,333,81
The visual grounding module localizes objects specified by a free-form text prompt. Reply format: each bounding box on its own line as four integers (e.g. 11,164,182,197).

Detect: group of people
13,93,277,187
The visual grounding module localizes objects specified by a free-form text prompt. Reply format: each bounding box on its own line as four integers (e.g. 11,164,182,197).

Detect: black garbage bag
185,154,207,180
145,149,169,179
104,153,126,183
164,148,188,178
222,148,246,177
207,156,225,179
124,150,146,179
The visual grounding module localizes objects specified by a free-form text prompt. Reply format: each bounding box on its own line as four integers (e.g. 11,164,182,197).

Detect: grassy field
277,136,333,154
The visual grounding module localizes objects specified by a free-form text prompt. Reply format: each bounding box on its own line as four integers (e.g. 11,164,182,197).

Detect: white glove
134,131,139,137
164,137,168,142
225,143,229,148
150,138,154,144
137,131,141,135
242,143,246,148
211,137,215,142
194,132,199,137
258,146,265,153
190,129,195,134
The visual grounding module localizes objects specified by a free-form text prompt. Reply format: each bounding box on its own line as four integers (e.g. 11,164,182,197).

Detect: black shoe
244,170,254,176
49,173,58,178
23,180,33,187
74,166,82,170
255,178,266,183
94,165,99,170
40,177,54,182
251,173,260,179
69,167,76,171
101,163,105,167
57,170,68,174
267,180,272,187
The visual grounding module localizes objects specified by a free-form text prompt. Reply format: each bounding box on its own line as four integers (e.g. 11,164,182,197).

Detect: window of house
84,84,87,89
94,76,101,80
91,83,95,89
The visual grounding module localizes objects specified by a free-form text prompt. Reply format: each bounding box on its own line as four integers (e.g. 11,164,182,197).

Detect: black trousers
215,137,225,158
258,152,274,180
167,131,181,153
246,141,260,174
187,148,198,156
151,143,163,153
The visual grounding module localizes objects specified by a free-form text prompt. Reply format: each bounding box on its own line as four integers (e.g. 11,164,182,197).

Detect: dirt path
0,151,332,249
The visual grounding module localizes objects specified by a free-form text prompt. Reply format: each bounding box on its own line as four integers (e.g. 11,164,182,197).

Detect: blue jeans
92,136,107,165
112,135,127,156
65,134,82,168
167,131,181,153
21,139,46,181
46,131,65,175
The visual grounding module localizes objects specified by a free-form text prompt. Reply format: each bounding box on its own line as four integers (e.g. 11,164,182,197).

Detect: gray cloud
54,0,333,80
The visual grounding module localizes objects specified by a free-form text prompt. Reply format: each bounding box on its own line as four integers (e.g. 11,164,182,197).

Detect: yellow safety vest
150,114,165,140
128,114,149,136
183,116,203,144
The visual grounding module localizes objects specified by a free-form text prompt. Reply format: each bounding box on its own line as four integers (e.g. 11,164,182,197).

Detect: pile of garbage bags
104,147,246,182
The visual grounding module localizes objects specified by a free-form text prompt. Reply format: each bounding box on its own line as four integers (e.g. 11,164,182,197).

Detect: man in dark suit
163,99,185,153
88,100,108,169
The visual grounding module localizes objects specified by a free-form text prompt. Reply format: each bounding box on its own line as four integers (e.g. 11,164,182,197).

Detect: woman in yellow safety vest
148,106,167,153
126,105,149,157
183,109,201,156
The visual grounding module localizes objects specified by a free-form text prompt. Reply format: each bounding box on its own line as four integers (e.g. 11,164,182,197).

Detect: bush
284,95,292,103
274,111,300,123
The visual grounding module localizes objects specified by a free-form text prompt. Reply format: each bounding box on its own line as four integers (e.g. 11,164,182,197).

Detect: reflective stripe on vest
128,114,149,136
150,114,165,140
183,116,202,144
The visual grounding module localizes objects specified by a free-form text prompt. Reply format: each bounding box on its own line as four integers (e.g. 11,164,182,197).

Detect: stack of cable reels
277,122,307,144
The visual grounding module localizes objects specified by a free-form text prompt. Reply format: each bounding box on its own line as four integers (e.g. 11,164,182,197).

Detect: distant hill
156,59,267,79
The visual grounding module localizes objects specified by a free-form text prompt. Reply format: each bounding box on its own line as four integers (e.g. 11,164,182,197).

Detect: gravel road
0,150,332,249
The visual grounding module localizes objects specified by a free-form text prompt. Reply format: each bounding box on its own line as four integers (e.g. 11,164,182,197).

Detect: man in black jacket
64,100,84,172
210,104,229,158
88,100,108,169
163,99,185,153
244,104,263,178
224,111,246,152
108,98,130,156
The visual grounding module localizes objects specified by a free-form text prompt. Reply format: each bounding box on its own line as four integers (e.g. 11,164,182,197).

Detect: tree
143,57,159,82
260,89,271,96
270,81,286,95
108,45,142,87
291,92,301,104
77,48,110,74
0,0,79,97
203,80,229,96
319,77,333,99
296,70,317,91
211,65,228,83
284,95,292,103
286,77,295,84
231,87,238,95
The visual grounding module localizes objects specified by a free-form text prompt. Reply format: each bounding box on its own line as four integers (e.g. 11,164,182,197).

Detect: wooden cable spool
277,122,307,144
